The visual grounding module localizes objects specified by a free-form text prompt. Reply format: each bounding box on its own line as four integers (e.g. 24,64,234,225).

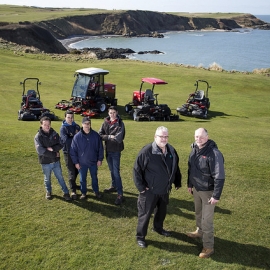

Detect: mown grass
0,47,270,270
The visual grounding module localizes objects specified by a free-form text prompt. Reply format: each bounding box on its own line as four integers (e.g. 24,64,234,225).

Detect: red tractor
125,77,179,121
55,67,117,117
18,78,56,121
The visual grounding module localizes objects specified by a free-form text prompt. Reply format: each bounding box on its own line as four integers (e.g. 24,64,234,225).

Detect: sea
67,15,270,72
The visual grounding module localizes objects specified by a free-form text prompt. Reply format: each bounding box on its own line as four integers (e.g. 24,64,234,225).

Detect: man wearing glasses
133,126,182,248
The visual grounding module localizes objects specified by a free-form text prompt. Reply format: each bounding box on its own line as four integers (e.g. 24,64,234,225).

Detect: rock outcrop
0,10,268,54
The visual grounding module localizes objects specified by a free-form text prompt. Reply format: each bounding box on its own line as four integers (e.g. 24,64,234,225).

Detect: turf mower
176,80,211,119
55,67,117,117
125,77,179,121
18,78,56,121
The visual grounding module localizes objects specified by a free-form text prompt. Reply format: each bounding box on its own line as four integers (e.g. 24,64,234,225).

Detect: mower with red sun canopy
125,77,179,121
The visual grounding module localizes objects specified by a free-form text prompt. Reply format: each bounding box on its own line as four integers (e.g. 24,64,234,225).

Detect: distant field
0,4,247,23
170,12,246,19
0,4,115,23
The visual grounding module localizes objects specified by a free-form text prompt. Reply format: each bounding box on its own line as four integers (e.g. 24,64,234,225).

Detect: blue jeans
41,161,69,194
106,151,123,195
79,164,99,194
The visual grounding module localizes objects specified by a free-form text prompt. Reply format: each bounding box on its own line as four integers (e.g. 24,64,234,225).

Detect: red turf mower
176,80,211,119
125,77,179,121
18,78,56,121
55,67,117,117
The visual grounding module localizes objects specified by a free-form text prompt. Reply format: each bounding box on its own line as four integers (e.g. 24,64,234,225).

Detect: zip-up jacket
70,128,104,167
60,120,80,153
34,127,63,164
98,115,125,152
187,139,225,200
133,142,182,194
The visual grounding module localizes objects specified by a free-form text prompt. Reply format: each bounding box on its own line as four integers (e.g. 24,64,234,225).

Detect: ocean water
69,15,270,72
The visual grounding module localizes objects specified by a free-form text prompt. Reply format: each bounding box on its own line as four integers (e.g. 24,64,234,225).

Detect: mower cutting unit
55,67,117,117
125,77,179,121
18,78,56,121
176,80,211,119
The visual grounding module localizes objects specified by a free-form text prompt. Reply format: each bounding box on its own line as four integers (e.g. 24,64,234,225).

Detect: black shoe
152,228,171,237
104,186,117,193
95,192,103,199
137,240,147,248
63,193,72,201
115,195,124,205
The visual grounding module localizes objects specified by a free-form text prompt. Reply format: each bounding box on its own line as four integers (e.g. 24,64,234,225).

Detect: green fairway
0,47,269,269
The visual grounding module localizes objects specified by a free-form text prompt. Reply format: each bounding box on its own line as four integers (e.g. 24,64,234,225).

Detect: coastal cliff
0,10,268,54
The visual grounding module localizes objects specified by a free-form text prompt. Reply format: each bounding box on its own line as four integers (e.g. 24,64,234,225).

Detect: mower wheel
96,101,107,113
125,104,132,113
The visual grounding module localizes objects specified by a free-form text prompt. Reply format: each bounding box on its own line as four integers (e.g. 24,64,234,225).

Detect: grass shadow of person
147,233,269,269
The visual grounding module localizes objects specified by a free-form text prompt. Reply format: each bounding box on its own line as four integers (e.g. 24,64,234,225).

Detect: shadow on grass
54,191,231,221
147,233,270,269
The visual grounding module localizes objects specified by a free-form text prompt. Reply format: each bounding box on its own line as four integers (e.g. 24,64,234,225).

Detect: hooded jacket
60,120,80,153
187,139,225,200
98,115,125,152
70,128,104,167
133,141,182,195
34,127,63,164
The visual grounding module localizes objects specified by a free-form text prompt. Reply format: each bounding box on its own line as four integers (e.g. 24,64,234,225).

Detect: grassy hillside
0,4,246,23
0,5,115,23
0,48,269,269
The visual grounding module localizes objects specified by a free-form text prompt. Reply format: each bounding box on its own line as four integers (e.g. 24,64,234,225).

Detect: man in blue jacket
187,128,225,258
70,117,104,200
60,111,80,199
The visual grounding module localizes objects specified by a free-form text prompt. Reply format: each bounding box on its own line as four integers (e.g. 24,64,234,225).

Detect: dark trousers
136,190,169,241
64,152,78,192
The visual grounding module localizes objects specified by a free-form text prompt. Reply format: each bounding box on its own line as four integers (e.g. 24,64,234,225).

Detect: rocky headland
0,10,269,58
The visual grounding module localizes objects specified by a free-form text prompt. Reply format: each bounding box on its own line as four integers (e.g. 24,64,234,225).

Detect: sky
0,0,270,15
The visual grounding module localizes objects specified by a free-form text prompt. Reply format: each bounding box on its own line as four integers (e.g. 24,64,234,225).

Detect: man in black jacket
34,116,71,201
98,106,125,205
133,126,181,248
187,128,225,258
60,111,80,199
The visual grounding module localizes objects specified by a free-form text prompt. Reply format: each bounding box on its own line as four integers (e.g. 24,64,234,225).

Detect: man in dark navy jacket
133,126,182,248
70,117,104,200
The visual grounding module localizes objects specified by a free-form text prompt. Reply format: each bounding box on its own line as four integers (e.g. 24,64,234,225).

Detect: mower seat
194,90,205,100
27,90,37,98
144,89,155,105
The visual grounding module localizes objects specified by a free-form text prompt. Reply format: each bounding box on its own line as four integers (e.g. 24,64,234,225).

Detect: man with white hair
133,126,182,248
187,128,225,258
